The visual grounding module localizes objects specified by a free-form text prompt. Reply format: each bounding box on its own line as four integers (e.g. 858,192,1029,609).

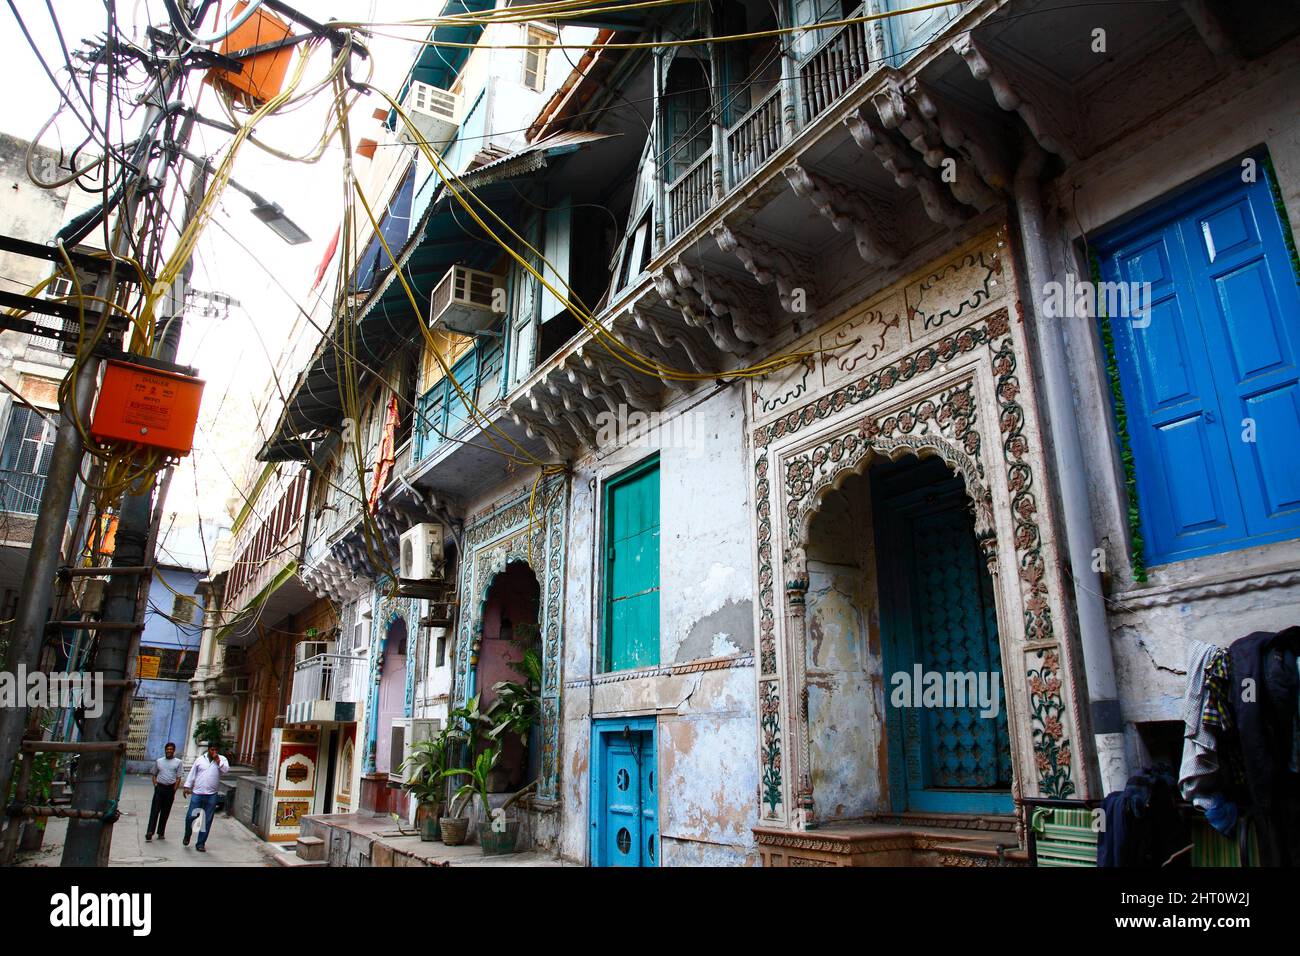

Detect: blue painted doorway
590,718,658,866
873,456,1013,815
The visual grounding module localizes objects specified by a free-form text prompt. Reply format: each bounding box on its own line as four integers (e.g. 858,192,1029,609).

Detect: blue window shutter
539,197,571,324
1098,157,1300,565
603,457,660,672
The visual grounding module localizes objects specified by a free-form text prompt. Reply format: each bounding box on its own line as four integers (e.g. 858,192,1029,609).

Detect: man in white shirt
182,743,229,852
145,742,183,841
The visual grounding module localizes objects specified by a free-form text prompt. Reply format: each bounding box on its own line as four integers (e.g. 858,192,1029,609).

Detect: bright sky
0,0,421,570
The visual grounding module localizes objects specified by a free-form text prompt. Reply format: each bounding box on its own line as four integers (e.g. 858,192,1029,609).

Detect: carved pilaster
783,544,815,828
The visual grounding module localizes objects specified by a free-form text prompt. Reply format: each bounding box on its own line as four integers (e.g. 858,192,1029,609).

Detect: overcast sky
0,0,419,570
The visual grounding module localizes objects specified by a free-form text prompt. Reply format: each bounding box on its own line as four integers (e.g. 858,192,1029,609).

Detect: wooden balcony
667,150,715,240
726,86,784,185
799,2,872,123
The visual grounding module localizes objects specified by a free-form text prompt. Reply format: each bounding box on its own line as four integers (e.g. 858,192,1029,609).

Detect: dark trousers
183,792,218,848
146,783,176,837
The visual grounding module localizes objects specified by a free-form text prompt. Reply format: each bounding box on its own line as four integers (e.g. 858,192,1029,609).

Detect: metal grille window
0,406,55,515
170,591,197,626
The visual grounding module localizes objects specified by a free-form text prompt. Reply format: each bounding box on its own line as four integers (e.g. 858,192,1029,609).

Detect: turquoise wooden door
603,457,660,672
875,459,1013,814
1096,157,1300,565
591,719,658,867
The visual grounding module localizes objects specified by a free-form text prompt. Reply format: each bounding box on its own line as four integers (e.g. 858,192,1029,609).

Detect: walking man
145,742,183,841
182,742,229,853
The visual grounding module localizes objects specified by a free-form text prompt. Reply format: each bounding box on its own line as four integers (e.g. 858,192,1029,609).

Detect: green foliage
192,717,231,752
400,737,448,807
442,746,500,820
1091,251,1147,583
487,647,542,746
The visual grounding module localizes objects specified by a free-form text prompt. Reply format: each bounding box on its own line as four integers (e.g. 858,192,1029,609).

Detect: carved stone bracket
783,162,900,270
904,77,1013,194
872,80,999,211
844,108,967,228
712,223,818,316
952,34,1079,163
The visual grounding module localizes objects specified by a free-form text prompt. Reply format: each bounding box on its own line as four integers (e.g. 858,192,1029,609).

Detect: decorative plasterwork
748,226,1086,830
453,478,568,801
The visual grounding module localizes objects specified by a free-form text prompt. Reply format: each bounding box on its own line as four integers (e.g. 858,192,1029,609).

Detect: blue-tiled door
875,458,1012,815
1097,158,1300,565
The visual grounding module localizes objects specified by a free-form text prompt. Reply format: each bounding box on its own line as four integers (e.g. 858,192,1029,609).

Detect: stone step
272,848,329,867
295,835,326,861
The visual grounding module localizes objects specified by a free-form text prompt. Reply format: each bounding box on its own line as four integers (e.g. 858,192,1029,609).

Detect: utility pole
0,7,195,863
60,156,206,866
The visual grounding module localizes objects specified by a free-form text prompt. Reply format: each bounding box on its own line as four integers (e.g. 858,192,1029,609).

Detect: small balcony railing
799,3,872,123
667,150,715,240
290,653,367,708
726,86,784,186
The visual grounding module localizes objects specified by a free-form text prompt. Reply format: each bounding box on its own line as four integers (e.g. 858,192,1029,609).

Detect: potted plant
486,647,542,791
440,746,498,847
400,737,447,841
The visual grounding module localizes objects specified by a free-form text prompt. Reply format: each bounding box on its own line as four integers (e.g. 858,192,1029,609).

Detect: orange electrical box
205,1,295,106
90,360,205,457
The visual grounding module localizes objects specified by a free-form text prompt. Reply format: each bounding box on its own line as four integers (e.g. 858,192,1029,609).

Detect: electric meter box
205,1,295,105
90,360,205,457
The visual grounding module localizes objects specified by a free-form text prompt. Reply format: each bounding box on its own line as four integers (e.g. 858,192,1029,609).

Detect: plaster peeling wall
1048,38,1300,767
561,386,758,864
804,479,886,820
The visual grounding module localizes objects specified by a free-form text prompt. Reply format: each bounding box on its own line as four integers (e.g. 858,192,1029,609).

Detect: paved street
18,774,275,867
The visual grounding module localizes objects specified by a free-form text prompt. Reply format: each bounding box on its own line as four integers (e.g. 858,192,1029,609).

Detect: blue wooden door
1097,159,1300,564
592,721,657,866
876,458,1012,814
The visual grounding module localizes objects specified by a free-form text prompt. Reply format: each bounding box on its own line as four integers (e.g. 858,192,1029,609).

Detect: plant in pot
400,736,447,842
441,746,499,849
485,646,542,792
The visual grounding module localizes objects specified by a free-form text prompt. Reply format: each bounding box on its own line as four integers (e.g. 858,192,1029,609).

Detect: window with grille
1,406,55,476
171,591,197,626
522,27,554,91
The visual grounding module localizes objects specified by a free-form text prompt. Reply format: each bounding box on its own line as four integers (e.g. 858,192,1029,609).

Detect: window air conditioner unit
399,81,459,147
294,639,336,664
429,265,502,335
399,522,446,581
390,717,441,783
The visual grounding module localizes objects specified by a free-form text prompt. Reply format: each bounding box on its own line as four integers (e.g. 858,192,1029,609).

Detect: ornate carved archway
748,227,1090,836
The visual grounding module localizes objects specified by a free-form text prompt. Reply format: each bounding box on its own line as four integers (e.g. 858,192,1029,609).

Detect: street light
248,196,311,245
176,148,311,245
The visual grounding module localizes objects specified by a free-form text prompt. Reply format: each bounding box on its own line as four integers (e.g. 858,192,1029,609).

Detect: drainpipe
1013,144,1129,798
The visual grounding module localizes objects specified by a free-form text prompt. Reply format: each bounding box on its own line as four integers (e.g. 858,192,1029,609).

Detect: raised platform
755,814,1028,867
294,813,568,868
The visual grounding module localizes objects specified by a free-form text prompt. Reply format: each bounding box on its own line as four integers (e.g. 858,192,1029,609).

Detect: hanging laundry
1097,766,1192,867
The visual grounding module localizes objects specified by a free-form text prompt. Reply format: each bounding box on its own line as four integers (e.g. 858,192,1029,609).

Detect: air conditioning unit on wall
389,717,441,783
399,522,446,581
399,81,459,147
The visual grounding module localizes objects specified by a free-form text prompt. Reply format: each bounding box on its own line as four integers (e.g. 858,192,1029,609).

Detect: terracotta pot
477,819,519,856
439,817,469,845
